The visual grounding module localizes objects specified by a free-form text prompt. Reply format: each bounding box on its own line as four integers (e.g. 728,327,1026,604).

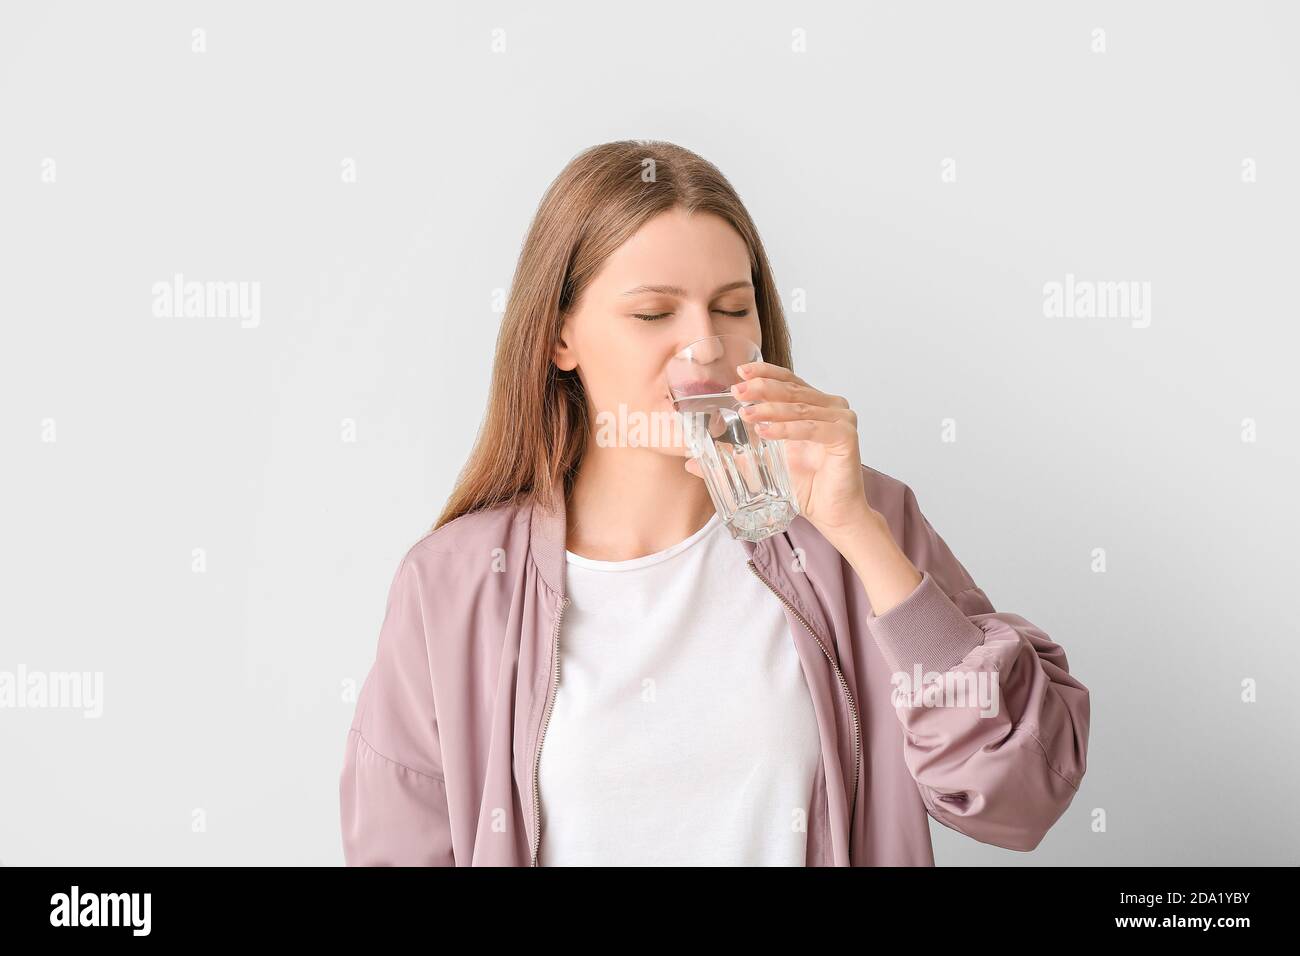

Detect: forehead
592,209,750,293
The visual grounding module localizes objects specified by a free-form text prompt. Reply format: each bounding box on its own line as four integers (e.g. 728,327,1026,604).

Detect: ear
552,318,578,371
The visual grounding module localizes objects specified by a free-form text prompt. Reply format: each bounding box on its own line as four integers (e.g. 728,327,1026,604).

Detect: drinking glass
666,334,799,542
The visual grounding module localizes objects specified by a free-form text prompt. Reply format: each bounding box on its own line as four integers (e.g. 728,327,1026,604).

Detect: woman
338,140,1090,866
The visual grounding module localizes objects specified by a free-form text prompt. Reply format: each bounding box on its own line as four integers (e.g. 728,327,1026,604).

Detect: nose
678,309,728,362
685,334,725,365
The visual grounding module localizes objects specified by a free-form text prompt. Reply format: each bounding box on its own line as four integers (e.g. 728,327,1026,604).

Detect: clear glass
666,334,799,542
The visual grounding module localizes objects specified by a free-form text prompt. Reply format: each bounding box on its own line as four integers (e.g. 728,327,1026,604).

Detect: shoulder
858,462,980,596
859,461,918,524
859,460,949,540
382,499,536,610
787,462,917,565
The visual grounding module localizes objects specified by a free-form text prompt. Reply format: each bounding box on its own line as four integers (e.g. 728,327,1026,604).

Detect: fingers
733,372,849,410
739,401,857,427
734,363,857,442
749,417,858,447
738,360,807,387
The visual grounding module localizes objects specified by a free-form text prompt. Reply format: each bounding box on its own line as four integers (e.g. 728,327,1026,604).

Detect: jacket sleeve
864,482,1090,852
339,552,456,865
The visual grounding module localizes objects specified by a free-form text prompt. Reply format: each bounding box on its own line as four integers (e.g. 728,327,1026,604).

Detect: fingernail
736,363,750,376
731,381,747,396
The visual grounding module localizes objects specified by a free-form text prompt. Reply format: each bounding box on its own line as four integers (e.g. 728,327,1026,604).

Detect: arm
841,482,1091,852
718,360,1088,851
339,553,456,865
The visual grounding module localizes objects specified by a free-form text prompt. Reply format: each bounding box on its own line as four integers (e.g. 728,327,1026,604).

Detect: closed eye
634,309,750,322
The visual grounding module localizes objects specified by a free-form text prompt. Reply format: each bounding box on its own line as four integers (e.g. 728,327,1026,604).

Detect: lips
672,379,732,398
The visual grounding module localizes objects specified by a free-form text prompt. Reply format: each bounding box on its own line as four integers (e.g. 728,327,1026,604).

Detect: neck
566,443,716,561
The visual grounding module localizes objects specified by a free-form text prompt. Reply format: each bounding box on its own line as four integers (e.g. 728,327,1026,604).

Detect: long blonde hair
432,140,794,532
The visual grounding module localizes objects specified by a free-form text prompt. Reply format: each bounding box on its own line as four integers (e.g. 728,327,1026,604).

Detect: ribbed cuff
866,570,987,675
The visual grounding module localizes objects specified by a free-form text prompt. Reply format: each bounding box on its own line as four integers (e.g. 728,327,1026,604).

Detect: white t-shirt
537,509,823,866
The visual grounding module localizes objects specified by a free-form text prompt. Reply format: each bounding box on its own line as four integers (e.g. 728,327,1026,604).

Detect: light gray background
2,0,1296,865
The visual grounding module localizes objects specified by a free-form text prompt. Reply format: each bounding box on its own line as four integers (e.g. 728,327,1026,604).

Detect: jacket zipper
530,594,569,867
747,558,860,854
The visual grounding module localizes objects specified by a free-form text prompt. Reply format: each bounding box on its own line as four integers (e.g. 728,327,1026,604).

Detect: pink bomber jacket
339,463,1091,865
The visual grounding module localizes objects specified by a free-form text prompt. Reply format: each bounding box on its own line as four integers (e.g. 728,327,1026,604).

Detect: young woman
339,140,1091,866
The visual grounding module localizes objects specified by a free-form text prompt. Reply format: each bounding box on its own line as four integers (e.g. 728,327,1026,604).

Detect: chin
643,444,689,459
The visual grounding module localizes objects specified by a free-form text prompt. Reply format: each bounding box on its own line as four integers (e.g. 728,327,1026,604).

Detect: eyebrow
621,280,753,298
